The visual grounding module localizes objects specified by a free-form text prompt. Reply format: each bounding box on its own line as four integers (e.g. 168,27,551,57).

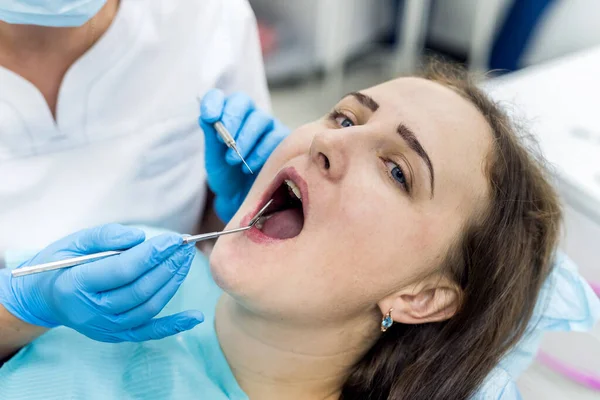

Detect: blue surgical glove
199,89,290,222
0,224,203,343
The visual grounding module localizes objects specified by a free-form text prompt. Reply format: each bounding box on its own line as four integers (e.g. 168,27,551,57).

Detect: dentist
0,0,289,355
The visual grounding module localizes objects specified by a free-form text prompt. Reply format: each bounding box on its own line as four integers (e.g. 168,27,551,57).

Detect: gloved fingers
201,120,241,199
43,224,146,259
226,109,274,165
246,120,290,173
109,255,194,329
199,88,226,124
94,244,195,314
76,233,183,293
115,310,204,342
221,92,254,143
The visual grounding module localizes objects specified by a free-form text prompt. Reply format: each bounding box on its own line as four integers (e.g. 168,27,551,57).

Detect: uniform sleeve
217,0,272,113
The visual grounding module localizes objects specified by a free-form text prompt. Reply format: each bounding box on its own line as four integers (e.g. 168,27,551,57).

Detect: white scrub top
0,0,271,260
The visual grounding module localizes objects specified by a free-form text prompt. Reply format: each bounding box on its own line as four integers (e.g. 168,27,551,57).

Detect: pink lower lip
240,166,309,245
242,221,280,244
240,212,279,244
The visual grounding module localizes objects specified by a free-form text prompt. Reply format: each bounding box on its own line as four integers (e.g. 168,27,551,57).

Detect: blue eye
337,116,354,128
329,110,355,128
385,161,408,191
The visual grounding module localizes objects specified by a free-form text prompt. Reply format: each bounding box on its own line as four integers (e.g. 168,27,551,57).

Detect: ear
378,275,462,325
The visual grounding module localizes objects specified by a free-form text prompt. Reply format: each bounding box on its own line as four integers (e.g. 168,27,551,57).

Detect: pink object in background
257,21,277,57
537,282,600,391
591,282,600,298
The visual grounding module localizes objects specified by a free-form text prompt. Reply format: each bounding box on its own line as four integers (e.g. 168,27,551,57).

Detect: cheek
336,208,440,292
306,202,427,305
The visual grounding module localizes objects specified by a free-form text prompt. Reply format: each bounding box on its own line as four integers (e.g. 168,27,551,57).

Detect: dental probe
196,96,253,174
213,121,253,174
11,200,273,278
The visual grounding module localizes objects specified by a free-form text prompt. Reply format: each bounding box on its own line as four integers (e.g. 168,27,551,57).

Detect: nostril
319,153,330,170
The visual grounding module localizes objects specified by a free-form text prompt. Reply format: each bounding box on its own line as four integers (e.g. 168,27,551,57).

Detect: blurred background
248,0,600,398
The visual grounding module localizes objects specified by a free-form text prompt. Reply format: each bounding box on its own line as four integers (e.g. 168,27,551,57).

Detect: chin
209,238,243,293
208,235,267,300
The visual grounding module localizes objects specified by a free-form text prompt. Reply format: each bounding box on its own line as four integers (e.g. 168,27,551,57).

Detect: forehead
362,77,488,133
362,77,492,211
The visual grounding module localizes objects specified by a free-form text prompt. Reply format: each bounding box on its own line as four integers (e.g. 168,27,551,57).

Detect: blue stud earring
381,308,394,332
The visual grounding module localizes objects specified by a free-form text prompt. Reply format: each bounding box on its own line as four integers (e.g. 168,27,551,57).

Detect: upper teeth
285,180,302,201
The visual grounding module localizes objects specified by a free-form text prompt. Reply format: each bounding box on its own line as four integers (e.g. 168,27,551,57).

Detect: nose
309,130,348,181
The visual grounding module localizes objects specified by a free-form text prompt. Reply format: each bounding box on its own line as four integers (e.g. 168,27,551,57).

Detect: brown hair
340,61,562,400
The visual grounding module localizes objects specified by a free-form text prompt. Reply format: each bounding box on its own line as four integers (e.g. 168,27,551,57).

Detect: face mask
0,0,107,27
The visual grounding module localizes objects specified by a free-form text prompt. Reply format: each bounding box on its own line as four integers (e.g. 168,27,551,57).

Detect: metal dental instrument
213,121,253,174
11,200,273,278
196,96,253,174
182,199,272,245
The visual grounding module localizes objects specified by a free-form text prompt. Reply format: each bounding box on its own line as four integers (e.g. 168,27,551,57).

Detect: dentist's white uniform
0,0,270,260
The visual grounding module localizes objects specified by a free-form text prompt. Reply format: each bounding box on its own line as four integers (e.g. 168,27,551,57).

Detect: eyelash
328,109,355,128
327,109,410,193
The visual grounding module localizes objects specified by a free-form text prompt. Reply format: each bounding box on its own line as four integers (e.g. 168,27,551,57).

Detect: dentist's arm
0,224,204,361
0,305,47,361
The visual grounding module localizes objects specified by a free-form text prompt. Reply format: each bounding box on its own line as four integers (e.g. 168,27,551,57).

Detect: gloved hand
0,224,203,343
199,89,290,222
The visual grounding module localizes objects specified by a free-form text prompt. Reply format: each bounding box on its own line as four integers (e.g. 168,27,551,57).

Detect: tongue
261,208,304,239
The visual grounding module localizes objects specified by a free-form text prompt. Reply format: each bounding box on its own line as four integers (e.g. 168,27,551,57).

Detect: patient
0,62,569,399
209,62,561,400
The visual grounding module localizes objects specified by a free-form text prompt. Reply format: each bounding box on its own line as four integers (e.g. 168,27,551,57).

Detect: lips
242,167,309,243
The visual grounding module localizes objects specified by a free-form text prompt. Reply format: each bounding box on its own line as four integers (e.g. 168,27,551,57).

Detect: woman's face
211,78,492,325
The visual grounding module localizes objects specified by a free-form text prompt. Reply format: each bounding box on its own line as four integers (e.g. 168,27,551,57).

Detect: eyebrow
397,123,435,197
346,91,435,196
349,92,379,112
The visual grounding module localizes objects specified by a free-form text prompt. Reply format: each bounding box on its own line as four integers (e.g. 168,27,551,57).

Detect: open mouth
247,168,307,241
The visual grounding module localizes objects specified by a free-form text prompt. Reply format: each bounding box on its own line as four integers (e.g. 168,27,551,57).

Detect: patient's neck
216,295,379,400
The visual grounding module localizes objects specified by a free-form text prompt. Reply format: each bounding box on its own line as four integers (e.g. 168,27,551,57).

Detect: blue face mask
0,0,107,27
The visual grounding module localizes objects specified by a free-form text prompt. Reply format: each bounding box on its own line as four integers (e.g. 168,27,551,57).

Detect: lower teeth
254,214,272,231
